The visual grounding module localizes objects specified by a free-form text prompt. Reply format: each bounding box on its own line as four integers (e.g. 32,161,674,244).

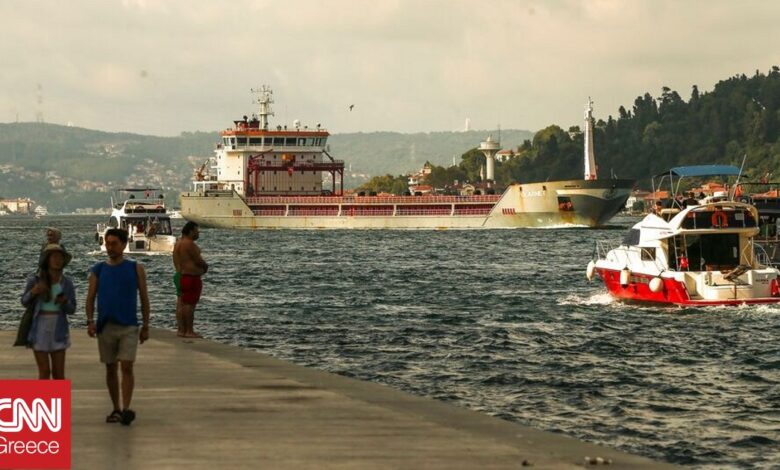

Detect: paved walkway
1,328,676,469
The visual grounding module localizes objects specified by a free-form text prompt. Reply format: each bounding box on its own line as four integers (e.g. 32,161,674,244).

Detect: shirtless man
172,221,207,338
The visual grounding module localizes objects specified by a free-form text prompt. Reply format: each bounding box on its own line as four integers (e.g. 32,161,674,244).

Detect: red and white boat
587,200,780,306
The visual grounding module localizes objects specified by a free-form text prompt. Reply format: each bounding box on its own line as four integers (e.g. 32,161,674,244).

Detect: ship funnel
479,134,500,183
584,97,597,180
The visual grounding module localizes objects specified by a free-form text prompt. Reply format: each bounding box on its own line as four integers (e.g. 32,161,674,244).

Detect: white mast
251,85,275,130
584,97,597,180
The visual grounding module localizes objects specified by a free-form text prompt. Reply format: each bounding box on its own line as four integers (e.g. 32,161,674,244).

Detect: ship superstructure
181,89,634,229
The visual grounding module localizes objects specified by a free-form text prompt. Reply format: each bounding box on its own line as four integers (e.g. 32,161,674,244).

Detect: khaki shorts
97,323,139,364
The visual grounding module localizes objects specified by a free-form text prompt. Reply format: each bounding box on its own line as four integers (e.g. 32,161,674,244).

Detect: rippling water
2,215,779,468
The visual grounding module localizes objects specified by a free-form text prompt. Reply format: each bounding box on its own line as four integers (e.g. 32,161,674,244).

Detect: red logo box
0,380,71,469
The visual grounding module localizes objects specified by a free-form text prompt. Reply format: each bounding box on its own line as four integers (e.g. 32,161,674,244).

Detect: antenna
35,84,44,123
250,85,274,130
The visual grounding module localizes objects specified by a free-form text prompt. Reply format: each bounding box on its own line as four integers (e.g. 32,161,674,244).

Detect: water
2,215,779,468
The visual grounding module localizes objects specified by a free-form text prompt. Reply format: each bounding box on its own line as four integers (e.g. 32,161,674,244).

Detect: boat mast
251,85,274,130
584,97,597,180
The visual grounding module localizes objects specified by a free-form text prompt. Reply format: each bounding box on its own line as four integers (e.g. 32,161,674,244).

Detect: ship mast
251,85,275,130
584,97,597,180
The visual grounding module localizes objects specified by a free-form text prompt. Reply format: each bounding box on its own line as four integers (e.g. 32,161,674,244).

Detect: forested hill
2,66,779,210
0,123,531,211
503,66,780,186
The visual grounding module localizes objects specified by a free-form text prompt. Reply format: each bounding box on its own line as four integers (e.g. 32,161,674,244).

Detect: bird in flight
349,104,355,111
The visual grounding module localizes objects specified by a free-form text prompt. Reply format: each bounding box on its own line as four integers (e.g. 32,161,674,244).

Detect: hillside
2,66,780,211
0,124,531,212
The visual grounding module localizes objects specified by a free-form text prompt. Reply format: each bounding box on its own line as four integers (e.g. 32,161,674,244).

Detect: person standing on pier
172,221,207,339
86,228,151,426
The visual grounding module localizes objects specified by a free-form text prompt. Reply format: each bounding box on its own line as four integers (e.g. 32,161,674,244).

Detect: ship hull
180,179,634,229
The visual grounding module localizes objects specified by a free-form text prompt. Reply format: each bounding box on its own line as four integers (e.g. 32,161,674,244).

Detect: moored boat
96,188,177,254
180,88,634,229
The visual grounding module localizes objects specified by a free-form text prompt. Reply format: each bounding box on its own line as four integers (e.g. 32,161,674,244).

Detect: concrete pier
1,328,676,469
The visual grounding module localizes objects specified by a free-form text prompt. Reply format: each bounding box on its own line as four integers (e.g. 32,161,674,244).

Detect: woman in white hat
21,243,76,379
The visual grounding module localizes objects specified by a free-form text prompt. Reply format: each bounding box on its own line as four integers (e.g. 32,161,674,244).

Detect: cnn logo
0,380,70,469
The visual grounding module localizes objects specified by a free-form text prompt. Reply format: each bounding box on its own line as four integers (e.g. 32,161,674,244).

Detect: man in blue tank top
85,228,151,426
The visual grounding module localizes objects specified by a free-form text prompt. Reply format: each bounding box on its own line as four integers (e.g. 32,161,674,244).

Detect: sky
1,0,779,136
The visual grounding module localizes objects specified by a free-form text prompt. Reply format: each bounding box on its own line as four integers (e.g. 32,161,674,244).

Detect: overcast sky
1,0,779,136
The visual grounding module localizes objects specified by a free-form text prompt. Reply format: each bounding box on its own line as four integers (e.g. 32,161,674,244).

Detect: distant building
0,198,34,214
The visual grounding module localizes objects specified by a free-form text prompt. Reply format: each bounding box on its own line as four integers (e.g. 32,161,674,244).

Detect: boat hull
596,267,780,306
180,179,634,229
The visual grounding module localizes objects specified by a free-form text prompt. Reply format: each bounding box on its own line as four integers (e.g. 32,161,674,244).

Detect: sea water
1,215,778,469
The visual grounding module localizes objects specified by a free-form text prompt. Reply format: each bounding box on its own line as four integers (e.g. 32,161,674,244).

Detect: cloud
0,0,778,135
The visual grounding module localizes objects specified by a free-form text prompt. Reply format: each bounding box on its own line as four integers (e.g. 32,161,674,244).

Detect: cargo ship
180,87,633,229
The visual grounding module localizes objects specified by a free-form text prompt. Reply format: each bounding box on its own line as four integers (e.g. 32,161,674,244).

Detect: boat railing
748,240,772,267
595,240,668,273
595,240,614,260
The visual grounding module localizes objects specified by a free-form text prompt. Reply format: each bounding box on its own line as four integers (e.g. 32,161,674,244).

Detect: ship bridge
210,86,342,197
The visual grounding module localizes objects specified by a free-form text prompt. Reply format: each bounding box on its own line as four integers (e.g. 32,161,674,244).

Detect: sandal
106,410,122,423
120,409,136,426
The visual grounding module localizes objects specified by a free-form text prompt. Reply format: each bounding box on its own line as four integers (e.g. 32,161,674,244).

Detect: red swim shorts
180,274,203,305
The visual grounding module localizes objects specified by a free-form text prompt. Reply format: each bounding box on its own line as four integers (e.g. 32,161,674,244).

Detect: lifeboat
588,201,780,306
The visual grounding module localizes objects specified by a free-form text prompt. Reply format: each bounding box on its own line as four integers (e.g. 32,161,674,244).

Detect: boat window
622,228,641,245
680,209,756,229
641,248,654,261
306,138,315,146
223,138,230,145
236,137,247,146
108,217,119,228
249,138,262,145
286,138,296,146
298,138,306,146
273,137,285,146
230,137,236,146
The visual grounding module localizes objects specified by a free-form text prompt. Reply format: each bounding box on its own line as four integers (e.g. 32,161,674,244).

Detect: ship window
223,138,229,145
289,186,292,191
286,138,296,146
274,186,277,191
249,138,262,145
298,138,305,146
641,248,654,261
273,137,284,146
237,137,247,145
230,138,236,145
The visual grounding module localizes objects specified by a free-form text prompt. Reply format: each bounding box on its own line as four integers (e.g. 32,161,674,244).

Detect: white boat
95,188,177,254
587,166,780,306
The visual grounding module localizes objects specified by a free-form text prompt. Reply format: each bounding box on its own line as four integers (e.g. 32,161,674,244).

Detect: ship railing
395,209,452,216
287,209,340,216
453,208,492,215
253,209,286,216
244,195,502,205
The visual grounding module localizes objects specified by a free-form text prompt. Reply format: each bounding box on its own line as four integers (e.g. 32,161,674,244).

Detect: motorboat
95,188,177,254
587,166,780,306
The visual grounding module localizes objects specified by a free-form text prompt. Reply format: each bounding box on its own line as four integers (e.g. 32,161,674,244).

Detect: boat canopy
655,165,741,178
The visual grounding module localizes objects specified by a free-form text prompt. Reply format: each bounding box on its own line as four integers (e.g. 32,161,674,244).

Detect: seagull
349,104,355,111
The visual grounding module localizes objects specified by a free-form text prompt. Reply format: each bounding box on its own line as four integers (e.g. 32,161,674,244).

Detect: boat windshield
119,217,172,236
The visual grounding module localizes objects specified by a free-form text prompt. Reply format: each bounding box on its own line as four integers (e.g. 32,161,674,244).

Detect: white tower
479,134,500,182
251,85,274,130
584,97,597,180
